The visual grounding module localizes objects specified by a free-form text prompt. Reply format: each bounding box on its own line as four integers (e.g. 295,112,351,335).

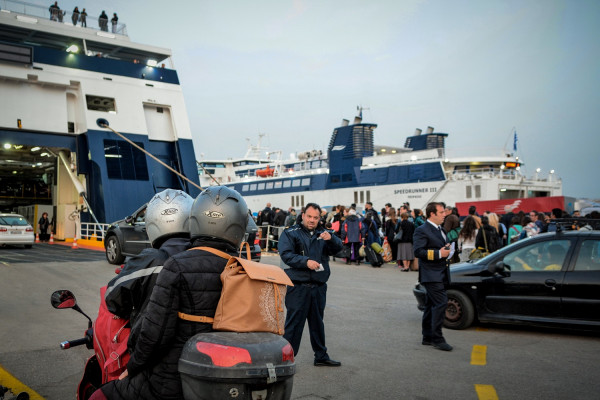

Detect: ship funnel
341,119,349,127
415,128,422,136
353,116,362,124
426,126,434,134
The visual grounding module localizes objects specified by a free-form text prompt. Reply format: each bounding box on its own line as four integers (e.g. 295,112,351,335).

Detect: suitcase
363,244,384,267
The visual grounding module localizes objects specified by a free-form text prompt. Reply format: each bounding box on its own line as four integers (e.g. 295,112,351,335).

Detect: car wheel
444,289,475,330
105,235,125,265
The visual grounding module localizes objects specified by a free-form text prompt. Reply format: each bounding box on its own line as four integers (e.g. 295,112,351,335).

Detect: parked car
413,224,600,331
0,213,35,248
104,204,261,264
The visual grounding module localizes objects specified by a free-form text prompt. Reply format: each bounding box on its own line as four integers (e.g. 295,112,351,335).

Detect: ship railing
80,221,110,242
256,224,287,253
0,0,128,36
447,168,559,182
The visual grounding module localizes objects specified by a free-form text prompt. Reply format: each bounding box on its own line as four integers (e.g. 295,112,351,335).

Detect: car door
122,206,150,254
483,238,573,319
560,237,600,322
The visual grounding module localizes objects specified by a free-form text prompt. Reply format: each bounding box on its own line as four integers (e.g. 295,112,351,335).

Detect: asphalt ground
0,242,107,264
0,249,599,399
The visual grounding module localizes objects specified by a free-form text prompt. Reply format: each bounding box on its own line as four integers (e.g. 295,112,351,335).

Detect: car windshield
0,215,29,226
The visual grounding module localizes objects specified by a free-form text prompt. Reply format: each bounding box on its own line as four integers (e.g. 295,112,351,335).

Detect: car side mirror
51,290,77,309
488,261,508,275
125,216,134,224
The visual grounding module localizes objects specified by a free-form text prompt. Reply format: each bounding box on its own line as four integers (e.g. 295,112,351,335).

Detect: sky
61,0,600,199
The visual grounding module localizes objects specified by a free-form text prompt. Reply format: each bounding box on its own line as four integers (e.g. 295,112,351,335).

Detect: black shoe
432,342,453,351
314,358,342,367
422,339,432,346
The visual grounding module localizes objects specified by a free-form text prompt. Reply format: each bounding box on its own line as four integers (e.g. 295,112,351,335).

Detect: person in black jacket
279,203,343,366
475,216,501,254
413,202,452,351
104,189,194,349
95,186,249,400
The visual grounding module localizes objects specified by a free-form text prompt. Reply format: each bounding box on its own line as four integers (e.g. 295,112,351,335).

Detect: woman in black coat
396,212,415,271
475,216,501,254
384,207,398,261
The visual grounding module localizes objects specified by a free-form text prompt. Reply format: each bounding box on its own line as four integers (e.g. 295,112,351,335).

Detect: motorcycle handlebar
60,336,91,349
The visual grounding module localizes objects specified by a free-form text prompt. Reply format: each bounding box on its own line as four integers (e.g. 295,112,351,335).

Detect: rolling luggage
363,244,384,267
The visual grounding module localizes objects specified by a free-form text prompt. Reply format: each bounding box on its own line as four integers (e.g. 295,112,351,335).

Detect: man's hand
319,231,332,241
307,260,320,270
440,245,451,258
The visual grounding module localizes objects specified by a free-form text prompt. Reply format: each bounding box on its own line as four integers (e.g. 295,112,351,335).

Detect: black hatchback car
104,204,262,264
413,226,600,331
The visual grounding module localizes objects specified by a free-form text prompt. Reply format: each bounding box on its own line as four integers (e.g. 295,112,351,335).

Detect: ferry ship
0,1,200,239
198,110,563,213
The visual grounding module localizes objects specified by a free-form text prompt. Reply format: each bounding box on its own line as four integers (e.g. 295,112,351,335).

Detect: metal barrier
80,222,110,241
258,224,287,252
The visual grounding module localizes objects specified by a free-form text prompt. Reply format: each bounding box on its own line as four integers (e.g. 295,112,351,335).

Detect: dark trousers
283,283,328,360
421,282,448,343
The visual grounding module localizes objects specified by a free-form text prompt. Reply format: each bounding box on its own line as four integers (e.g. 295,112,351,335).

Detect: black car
104,204,262,264
413,226,600,331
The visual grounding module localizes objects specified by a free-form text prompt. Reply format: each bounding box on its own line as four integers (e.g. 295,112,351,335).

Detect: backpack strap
189,246,231,260
177,312,214,323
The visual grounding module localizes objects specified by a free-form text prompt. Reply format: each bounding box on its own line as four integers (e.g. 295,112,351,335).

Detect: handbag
468,228,490,260
382,238,392,262
393,228,403,243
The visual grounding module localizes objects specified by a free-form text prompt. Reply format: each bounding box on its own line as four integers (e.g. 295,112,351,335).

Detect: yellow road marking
0,362,44,400
471,344,487,365
475,384,498,400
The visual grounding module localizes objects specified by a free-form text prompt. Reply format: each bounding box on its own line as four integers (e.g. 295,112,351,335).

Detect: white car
0,213,35,248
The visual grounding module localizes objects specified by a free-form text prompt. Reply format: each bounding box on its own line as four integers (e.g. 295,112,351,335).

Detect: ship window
266,182,274,189
366,191,371,203
283,180,291,188
104,140,149,181
330,175,340,184
354,191,358,204
360,191,364,204
86,95,116,112
301,195,304,207
249,184,257,191
257,183,265,190
274,181,282,189
242,184,249,191
292,180,301,187
466,186,472,199
342,174,353,182
475,185,481,198
301,178,310,186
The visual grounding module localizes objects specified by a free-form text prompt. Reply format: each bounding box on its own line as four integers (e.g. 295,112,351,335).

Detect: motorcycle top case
178,332,296,400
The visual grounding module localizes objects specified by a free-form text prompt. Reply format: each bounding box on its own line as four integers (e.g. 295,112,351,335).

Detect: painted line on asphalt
471,344,487,365
475,384,499,400
0,362,44,400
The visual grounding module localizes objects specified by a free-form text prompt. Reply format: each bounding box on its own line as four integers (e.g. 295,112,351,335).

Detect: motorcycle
51,289,296,400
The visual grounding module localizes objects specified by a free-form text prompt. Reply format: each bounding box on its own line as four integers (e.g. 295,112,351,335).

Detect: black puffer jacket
100,239,235,400
104,237,190,349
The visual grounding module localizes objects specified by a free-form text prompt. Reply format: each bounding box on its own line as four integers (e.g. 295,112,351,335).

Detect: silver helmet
145,189,194,247
189,186,248,246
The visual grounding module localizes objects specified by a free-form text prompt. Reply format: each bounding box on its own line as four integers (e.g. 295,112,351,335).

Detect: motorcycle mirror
51,290,77,309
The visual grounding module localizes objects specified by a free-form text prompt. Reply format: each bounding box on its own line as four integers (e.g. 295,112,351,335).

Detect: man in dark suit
413,202,453,351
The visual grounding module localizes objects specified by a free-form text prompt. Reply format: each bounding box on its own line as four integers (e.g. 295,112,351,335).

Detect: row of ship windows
241,178,311,192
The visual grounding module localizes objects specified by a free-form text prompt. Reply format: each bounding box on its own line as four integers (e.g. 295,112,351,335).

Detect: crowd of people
253,200,600,267
48,2,118,33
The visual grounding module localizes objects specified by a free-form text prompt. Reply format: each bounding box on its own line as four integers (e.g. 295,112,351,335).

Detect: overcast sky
67,0,599,199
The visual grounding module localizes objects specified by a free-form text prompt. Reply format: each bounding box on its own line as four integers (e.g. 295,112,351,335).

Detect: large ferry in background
0,1,200,239
198,108,563,213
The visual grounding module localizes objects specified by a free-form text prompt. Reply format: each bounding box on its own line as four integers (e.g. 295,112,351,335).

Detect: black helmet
189,186,248,246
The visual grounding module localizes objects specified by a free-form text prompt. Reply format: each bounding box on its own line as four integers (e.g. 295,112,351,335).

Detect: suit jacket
413,222,450,284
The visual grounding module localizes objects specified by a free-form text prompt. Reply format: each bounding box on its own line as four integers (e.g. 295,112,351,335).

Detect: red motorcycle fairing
77,355,102,400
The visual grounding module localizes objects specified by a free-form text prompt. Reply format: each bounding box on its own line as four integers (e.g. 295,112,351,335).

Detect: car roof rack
552,218,600,232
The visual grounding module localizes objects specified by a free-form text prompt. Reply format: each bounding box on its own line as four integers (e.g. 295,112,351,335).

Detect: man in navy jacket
413,202,453,351
279,203,343,366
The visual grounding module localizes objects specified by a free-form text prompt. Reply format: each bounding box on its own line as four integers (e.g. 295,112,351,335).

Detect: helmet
189,186,248,246
145,189,194,247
